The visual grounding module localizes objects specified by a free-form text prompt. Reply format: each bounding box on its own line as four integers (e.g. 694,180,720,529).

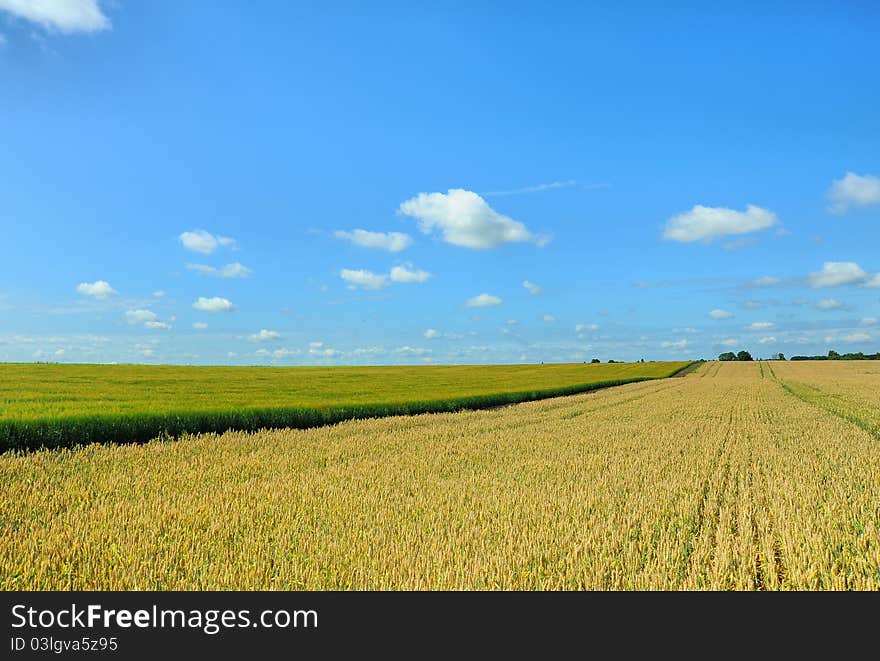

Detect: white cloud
815,298,846,310
827,172,880,215
248,329,281,342
575,323,599,332
152,290,165,298
394,346,432,356
752,276,782,287
76,280,117,299
334,229,413,252
339,268,388,290
721,338,738,346
843,332,871,343
179,230,236,255
543,315,556,323
663,204,778,243
125,309,157,324
390,265,432,283
708,309,734,320
809,262,869,288
484,180,576,196
506,319,519,325
0,0,109,33
399,189,543,249
860,317,877,327
256,347,300,359
145,321,171,330
465,293,502,308
522,280,542,295
661,339,688,349
749,322,775,330
424,329,439,339
186,262,251,279
54,348,65,356
758,336,777,345
192,322,208,330
865,274,880,288
141,348,155,357
192,296,234,313
227,351,238,358
308,341,337,357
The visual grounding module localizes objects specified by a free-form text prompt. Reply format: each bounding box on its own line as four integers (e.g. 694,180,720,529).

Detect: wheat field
1,360,878,590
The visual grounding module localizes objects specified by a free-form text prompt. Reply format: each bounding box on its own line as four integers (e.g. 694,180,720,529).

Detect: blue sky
1,1,879,365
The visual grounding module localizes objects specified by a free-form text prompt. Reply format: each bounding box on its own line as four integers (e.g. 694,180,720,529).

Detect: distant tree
591,358,600,364
774,353,786,361
718,352,736,361
828,350,840,360
736,350,753,361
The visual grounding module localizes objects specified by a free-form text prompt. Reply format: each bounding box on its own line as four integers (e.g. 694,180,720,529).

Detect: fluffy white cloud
308,341,338,357
125,309,157,324
76,280,117,299
749,322,775,330
145,321,171,330
843,332,871,343
399,189,543,249
758,336,777,344
339,268,388,290
257,347,300,359
465,293,502,308
390,265,432,283
0,0,109,33
708,309,734,320
661,339,688,349
192,296,234,313
575,324,599,332
334,229,413,252
522,280,542,295
179,230,236,255
192,322,208,330
809,262,869,288
186,262,251,278
248,329,281,342
424,329,439,339
751,276,782,287
663,204,778,243
543,315,556,323
815,298,846,310
827,172,880,215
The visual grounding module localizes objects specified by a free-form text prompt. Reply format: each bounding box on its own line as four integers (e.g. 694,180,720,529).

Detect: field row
2,361,878,589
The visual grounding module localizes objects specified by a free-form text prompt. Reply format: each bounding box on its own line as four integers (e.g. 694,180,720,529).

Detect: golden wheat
1,361,878,590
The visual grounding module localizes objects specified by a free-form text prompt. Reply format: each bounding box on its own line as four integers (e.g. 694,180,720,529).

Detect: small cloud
815,298,846,310
827,172,880,215
248,329,281,342
54,348,65,356
394,346,432,356
399,189,544,249
390,265,432,283
506,319,519,325
708,309,734,320
663,204,779,243
227,351,238,358
424,329,439,339
193,322,208,330
0,0,110,33
334,229,413,252
483,180,576,196
809,262,870,288
76,280,117,299
860,317,877,327
575,323,599,332
721,338,738,346
179,230,236,255
192,296,234,313
742,300,767,309
465,293,502,308
749,322,775,330
843,332,871,343
543,315,556,323
152,290,166,298
339,268,388,290
758,336,777,344
145,321,171,330
522,280,542,295
125,309,157,324
186,262,251,278
751,276,782,287
661,339,688,349
141,348,155,357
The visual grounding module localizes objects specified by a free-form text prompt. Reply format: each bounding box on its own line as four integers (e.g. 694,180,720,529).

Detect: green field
0,361,690,452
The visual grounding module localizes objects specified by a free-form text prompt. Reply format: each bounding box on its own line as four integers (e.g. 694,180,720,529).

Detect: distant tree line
789,350,880,361
718,350,754,362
